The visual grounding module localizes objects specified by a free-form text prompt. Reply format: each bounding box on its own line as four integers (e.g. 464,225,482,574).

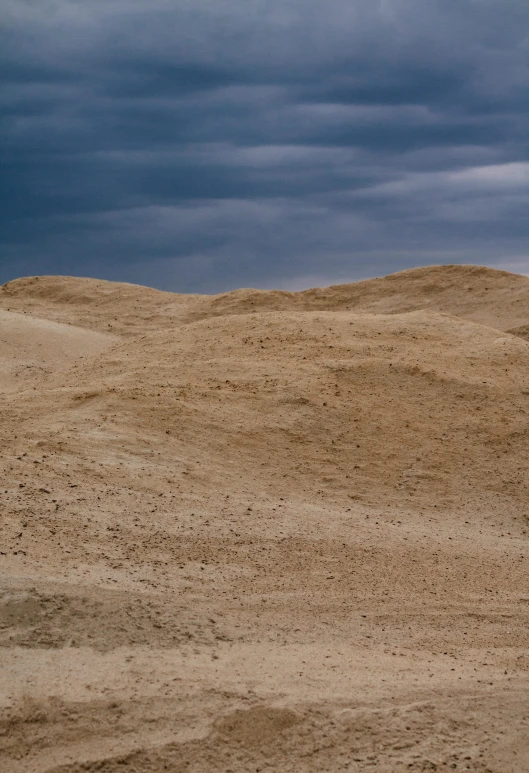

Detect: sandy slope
0,311,117,391
1,265,528,773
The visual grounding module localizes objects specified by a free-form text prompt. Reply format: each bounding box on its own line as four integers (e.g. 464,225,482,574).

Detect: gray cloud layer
1,0,528,291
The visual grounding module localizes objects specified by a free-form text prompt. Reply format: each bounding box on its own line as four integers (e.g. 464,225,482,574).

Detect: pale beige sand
0,265,528,772
0,311,117,391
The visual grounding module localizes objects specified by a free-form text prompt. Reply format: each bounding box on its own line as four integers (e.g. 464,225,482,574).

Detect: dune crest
3,263,529,334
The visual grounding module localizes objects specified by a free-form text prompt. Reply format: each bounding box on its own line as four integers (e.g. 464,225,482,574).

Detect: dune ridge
4,263,529,335
1,264,528,773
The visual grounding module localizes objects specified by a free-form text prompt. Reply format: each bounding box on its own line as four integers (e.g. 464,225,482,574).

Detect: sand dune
0,310,116,391
3,263,529,334
1,265,528,772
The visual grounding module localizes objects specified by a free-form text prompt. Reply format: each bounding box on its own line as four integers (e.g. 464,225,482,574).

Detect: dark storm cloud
1,0,528,292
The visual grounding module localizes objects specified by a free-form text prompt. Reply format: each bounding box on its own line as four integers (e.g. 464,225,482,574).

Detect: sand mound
1,265,528,773
26,308,526,514
3,263,529,334
195,263,529,331
0,310,116,390
0,275,197,336
298,264,529,329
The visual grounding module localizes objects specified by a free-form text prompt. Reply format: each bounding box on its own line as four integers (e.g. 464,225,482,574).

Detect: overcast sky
1,0,528,293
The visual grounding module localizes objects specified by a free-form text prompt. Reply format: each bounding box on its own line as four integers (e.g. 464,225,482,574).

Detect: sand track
1,265,528,772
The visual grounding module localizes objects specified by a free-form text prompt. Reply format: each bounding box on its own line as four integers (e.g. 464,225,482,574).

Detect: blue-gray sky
1,0,528,292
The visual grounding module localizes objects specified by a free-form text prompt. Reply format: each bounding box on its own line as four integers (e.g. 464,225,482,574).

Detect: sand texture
0,264,528,772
